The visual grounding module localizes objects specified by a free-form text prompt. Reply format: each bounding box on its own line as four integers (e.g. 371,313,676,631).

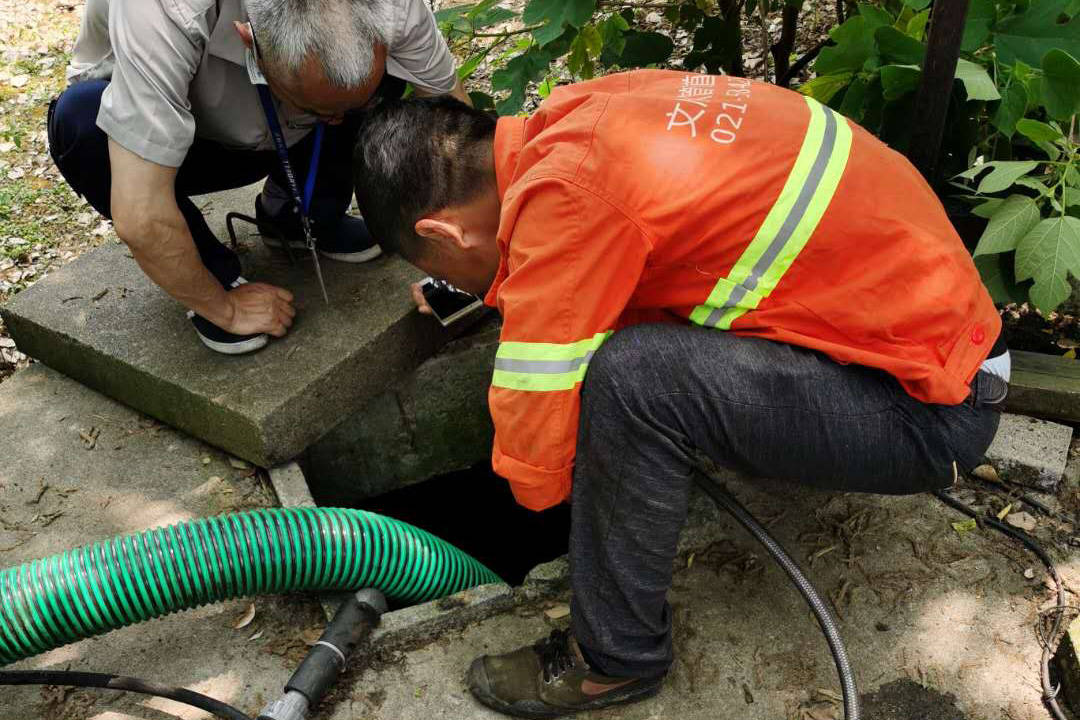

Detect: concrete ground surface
336,476,1080,720
0,365,330,720
2,363,1080,720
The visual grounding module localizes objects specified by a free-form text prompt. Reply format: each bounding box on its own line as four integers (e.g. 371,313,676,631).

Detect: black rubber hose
695,477,861,720
933,489,1068,720
0,669,253,720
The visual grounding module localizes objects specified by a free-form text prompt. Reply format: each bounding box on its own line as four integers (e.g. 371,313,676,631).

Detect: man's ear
415,217,468,250
233,21,254,49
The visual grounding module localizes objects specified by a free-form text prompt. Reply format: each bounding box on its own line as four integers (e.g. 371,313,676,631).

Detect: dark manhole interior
350,463,571,588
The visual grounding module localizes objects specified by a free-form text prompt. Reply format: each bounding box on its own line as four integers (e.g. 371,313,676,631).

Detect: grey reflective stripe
702,107,840,327
493,351,597,374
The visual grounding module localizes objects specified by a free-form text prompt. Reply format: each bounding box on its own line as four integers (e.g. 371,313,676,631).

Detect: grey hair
247,0,394,88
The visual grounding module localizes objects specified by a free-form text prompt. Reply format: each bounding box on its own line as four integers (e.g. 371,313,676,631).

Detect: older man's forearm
107,139,232,325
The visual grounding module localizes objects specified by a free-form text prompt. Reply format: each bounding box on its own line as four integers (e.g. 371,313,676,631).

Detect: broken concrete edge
267,461,316,509
984,412,1074,493
362,489,731,657
270,462,730,657
1007,350,1080,425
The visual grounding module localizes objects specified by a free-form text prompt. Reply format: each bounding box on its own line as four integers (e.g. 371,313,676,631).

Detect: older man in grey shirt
48,0,470,354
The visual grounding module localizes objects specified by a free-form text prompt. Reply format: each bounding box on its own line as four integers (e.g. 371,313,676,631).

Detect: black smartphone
419,277,483,326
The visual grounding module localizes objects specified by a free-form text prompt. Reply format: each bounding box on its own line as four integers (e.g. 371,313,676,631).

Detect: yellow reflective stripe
690,97,853,330
492,331,611,392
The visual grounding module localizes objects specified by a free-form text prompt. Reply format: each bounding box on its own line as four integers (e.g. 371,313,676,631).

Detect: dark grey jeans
568,323,1001,678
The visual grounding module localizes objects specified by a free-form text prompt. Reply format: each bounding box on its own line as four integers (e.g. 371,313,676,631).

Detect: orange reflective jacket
485,70,1000,511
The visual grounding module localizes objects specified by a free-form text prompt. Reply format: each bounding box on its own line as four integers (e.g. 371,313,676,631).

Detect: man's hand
219,283,297,337
108,139,297,337
410,281,433,315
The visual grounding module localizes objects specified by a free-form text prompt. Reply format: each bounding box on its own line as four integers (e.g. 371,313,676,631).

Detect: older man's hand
219,282,297,337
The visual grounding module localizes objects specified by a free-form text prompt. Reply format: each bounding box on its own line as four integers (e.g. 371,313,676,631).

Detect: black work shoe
254,195,382,263
466,629,664,719
186,277,269,355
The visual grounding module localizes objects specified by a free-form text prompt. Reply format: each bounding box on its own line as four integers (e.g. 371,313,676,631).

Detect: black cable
696,476,861,720
933,489,1070,720
967,473,1080,531
0,670,254,720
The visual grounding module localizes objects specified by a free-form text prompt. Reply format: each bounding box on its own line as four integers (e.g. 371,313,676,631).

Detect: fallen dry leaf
1005,511,1036,533
971,464,1000,483
544,604,570,620
233,603,256,629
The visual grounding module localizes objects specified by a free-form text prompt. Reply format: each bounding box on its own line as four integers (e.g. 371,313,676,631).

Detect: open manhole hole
338,463,571,587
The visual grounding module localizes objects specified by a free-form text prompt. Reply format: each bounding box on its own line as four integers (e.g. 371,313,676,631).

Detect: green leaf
995,0,1080,67
838,76,870,120
992,80,1028,137
858,4,895,28
1016,176,1053,196
902,0,931,9
610,30,674,67
472,7,517,29
1016,216,1080,311
977,161,1041,194
1041,48,1080,120
1016,118,1065,143
974,195,1042,255
907,9,930,42
598,14,630,58
468,91,496,112
816,16,883,75
875,26,926,65
523,0,596,47
798,72,854,103
457,52,486,81
491,45,555,114
1064,186,1080,209
581,23,603,57
880,64,921,100
537,74,555,99
681,14,741,74
975,253,1029,305
569,25,602,79
435,3,475,24
954,59,1000,101
972,199,1005,218
962,0,996,52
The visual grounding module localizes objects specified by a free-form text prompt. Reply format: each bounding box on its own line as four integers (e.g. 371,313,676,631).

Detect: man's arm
108,140,295,337
489,180,650,510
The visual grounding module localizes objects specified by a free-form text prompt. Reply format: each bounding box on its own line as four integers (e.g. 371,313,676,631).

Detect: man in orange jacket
353,70,1008,717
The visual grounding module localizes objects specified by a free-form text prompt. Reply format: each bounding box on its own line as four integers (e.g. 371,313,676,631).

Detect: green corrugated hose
0,507,502,666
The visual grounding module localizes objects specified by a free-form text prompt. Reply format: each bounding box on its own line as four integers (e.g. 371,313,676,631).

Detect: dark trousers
46,77,402,284
568,324,1001,678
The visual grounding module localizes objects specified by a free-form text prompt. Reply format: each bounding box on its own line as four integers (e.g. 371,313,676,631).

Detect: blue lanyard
254,84,329,301
254,84,323,223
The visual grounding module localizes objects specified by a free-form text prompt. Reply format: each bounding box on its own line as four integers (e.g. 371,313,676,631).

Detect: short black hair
353,97,497,260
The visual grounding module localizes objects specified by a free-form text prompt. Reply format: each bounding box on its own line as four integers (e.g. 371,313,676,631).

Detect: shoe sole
186,304,269,356
261,236,383,263
465,658,663,719
194,332,269,355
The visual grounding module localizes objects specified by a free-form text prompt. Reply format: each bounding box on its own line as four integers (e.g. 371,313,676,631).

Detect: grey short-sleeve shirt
68,0,457,167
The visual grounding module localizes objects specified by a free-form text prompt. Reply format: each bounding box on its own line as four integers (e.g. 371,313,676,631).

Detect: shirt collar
483,116,527,308
207,0,248,67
